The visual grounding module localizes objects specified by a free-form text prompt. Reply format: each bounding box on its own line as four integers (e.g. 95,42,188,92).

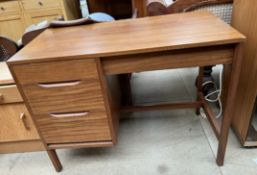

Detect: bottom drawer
35,111,112,144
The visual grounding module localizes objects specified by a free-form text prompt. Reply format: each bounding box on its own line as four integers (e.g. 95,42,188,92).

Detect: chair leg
118,73,133,106
196,67,204,115
47,150,62,172
216,44,243,166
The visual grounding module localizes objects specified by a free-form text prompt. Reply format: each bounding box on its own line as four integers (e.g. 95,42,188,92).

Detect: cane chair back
0,36,18,61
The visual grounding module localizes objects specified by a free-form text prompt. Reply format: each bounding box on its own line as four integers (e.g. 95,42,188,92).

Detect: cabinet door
24,9,63,25
0,103,40,142
0,14,25,41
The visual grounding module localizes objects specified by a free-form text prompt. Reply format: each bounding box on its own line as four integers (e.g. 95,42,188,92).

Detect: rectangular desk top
8,11,245,64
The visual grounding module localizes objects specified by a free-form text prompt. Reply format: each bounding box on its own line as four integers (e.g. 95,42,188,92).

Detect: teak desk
8,11,245,172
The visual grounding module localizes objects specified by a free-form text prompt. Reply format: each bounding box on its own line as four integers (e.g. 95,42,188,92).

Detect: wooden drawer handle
50,111,89,118
38,81,81,88
20,113,30,130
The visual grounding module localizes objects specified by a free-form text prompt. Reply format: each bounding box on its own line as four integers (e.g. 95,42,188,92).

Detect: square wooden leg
47,150,63,172
216,44,243,165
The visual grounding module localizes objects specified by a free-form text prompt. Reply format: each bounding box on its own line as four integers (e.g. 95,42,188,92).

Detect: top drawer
0,1,21,15
11,59,100,85
21,0,61,10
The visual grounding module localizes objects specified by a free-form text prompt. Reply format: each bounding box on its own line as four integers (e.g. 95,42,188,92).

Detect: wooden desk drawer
0,103,40,142
0,1,21,15
22,80,106,115
12,59,99,85
11,58,113,144
21,0,61,10
0,85,23,104
35,111,111,144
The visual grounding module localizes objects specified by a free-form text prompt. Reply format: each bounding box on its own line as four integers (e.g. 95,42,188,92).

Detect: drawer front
12,59,99,85
25,8,63,24
0,1,21,15
0,103,40,142
35,111,111,144
22,80,105,115
14,59,105,115
21,0,61,10
0,85,23,104
12,59,112,143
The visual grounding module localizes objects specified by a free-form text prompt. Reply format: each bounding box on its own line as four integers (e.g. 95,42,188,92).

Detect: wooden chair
147,0,233,17
22,25,49,46
0,36,19,61
21,16,66,46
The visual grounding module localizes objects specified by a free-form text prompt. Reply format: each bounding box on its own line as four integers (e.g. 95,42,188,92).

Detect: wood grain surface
35,111,111,144
231,0,257,145
0,140,44,153
6,10,246,169
22,80,106,115
21,0,61,10
10,58,113,144
48,141,113,149
11,59,99,85
0,103,40,142
8,11,245,64
102,45,234,75
0,85,23,104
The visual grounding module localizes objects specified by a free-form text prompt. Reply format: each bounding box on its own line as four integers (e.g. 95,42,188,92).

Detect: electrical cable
200,66,223,119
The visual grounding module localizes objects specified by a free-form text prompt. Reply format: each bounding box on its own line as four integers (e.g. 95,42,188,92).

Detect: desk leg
216,44,243,166
196,67,204,115
47,150,62,172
